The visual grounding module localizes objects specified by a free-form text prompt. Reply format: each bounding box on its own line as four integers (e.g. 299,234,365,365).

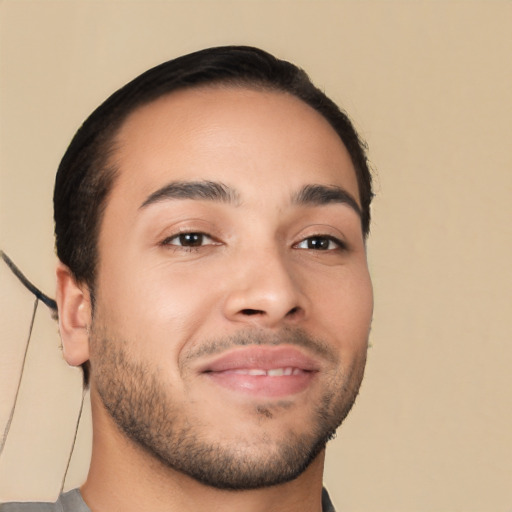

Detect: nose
222,247,306,328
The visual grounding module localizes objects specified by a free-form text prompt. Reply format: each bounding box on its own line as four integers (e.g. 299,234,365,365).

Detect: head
55,46,374,490
54,46,372,292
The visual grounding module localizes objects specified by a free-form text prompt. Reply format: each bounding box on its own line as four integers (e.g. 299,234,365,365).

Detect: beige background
1,1,511,510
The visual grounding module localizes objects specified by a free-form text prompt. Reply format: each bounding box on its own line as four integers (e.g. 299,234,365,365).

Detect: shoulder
0,503,56,512
0,489,89,512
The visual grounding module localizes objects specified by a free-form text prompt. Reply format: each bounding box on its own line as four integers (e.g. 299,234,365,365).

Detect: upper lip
197,345,320,374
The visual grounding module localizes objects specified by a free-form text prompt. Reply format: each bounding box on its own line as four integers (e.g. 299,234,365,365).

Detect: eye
295,235,345,251
162,232,215,248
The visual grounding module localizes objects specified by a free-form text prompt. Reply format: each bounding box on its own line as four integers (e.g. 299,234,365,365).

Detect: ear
56,262,92,367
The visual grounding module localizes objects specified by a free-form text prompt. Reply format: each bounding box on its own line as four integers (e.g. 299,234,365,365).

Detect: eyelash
160,232,346,252
160,232,217,251
294,234,347,252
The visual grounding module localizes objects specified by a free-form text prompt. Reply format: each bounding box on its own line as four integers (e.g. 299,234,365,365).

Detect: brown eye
163,232,214,247
178,233,204,246
295,235,344,251
306,237,330,250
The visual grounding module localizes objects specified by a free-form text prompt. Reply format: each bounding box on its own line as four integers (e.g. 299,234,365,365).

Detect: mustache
183,327,339,365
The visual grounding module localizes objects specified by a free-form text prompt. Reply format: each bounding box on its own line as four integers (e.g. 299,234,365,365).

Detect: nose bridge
223,242,304,326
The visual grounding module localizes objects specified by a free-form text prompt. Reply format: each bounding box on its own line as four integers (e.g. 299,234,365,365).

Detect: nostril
240,307,301,317
241,309,264,316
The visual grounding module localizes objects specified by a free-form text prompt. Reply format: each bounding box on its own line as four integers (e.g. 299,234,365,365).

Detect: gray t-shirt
0,489,89,512
1,487,336,511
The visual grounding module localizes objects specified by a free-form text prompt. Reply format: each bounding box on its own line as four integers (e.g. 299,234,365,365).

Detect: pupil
180,233,202,246
309,237,328,250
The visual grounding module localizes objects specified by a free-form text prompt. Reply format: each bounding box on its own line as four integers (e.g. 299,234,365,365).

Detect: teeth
228,367,299,376
267,368,284,376
248,369,267,376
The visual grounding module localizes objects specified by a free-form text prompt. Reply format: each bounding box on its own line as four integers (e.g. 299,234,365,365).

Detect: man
1,46,373,512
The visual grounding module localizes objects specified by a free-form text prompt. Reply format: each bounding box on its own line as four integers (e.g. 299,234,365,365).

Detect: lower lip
204,371,316,398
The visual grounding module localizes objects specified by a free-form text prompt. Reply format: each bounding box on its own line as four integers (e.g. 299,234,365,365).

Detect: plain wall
1,1,511,510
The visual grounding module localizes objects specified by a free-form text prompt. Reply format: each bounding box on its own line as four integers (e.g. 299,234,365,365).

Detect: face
88,86,373,489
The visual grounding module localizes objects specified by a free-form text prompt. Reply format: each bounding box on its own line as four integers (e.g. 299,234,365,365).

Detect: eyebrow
140,180,239,209
140,180,361,218
293,184,362,217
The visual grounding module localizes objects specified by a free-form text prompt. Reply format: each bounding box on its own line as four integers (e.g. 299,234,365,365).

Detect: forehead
110,86,359,207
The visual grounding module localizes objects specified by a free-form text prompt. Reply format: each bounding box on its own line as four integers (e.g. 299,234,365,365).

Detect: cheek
310,264,373,352
95,260,223,358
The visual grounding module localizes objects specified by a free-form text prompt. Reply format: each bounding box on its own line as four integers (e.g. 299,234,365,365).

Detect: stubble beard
90,324,367,490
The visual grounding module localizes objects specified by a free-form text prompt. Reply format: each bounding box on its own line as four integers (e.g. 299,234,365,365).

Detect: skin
56,86,373,512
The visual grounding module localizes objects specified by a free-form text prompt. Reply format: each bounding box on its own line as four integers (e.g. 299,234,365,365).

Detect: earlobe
56,262,91,367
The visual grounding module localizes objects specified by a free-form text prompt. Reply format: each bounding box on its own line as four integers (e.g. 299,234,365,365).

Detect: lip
198,346,319,398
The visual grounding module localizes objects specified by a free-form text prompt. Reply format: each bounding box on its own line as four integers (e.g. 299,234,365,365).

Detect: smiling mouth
199,346,319,397
217,367,309,376
203,367,316,397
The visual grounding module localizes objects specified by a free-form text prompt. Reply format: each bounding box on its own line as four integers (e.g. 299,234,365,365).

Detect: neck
81,389,326,512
